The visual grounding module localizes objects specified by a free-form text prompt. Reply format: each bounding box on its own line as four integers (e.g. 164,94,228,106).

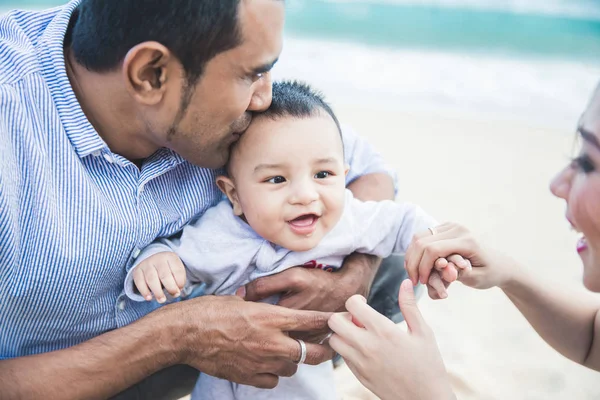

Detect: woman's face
550,86,600,292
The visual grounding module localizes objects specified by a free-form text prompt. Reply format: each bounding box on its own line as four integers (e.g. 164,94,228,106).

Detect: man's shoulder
0,8,53,85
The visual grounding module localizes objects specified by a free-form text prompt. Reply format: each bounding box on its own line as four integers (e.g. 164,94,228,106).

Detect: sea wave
319,0,600,20
273,36,600,129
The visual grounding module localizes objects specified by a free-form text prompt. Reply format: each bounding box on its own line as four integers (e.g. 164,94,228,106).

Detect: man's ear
216,176,243,216
122,41,173,106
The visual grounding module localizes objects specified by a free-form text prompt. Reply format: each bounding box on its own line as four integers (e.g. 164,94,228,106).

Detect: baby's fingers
448,254,472,271
156,263,181,298
427,271,448,299
144,267,167,303
133,267,153,301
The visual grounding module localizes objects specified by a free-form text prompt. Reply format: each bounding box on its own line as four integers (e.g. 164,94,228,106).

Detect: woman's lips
577,236,588,253
288,214,319,236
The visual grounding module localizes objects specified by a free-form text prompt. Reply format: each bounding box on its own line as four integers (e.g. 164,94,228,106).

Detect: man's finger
244,271,301,302
398,279,427,335
448,254,470,270
247,373,279,389
277,308,332,332
303,341,334,365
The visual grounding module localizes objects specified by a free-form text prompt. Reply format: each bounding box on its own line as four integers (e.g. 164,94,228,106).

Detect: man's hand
164,295,333,389
242,253,381,342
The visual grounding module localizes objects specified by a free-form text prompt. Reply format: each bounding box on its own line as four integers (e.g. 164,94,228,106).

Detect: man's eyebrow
579,127,600,151
253,163,282,173
251,58,279,75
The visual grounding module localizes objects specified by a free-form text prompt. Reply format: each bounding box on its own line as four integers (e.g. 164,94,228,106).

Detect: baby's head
217,81,348,252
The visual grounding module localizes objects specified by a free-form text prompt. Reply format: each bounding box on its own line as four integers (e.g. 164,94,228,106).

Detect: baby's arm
347,192,467,297
132,251,186,303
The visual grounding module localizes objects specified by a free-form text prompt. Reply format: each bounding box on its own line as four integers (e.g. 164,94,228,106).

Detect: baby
124,81,440,399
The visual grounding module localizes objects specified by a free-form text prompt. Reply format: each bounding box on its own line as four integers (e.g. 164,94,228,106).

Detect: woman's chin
582,256,600,292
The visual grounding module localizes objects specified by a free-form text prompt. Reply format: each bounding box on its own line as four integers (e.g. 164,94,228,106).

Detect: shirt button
92,150,102,157
117,299,126,311
103,153,115,164
132,247,141,259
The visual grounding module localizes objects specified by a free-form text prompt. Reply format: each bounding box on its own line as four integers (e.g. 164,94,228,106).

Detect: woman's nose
550,165,573,200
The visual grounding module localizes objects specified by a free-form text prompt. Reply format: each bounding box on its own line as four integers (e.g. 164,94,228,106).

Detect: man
0,0,404,398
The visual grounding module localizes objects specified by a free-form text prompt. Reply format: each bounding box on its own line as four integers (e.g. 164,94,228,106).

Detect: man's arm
0,296,333,399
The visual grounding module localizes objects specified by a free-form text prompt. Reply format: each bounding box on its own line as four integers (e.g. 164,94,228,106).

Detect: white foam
272,36,600,129
320,0,600,21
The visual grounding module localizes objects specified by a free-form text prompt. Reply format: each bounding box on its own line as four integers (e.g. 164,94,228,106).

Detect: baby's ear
344,164,350,177
216,176,243,215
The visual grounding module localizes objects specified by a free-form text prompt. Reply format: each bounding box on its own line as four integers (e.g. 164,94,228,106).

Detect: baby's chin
277,234,323,253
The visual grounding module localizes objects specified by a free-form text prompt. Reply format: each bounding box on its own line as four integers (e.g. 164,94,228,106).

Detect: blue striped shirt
0,0,397,360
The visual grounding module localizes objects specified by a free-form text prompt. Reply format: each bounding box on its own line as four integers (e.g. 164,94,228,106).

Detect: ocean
2,0,599,128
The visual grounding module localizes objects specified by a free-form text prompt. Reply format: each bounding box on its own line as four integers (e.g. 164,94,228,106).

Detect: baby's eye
314,171,331,179
266,176,286,184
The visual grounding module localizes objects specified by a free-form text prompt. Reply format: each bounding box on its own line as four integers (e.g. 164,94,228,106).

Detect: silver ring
294,339,307,365
428,226,437,236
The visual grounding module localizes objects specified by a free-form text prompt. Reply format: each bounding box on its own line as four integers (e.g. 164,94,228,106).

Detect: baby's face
226,113,347,252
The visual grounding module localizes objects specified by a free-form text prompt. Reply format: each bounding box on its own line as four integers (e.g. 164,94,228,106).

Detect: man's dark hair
264,80,342,136
69,0,242,85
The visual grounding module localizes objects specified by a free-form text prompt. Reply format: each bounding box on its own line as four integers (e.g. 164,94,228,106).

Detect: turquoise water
285,1,600,62
3,0,599,62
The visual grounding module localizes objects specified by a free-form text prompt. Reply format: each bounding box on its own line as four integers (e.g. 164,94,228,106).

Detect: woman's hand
328,280,455,400
406,222,519,292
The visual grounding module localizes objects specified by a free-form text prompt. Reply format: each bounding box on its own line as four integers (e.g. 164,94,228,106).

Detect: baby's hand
132,251,186,303
426,254,472,299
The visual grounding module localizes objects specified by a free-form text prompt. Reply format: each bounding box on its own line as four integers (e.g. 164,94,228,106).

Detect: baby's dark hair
263,80,342,136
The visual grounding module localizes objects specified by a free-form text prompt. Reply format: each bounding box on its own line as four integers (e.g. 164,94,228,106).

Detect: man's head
69,0,284,167
217,81,348,252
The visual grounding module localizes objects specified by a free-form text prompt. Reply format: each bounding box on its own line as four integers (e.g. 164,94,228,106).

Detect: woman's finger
398,280,429,335
344,295,395,334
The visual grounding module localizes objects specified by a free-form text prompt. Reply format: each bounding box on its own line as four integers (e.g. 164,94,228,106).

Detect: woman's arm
502,268,600,370
405,222,600,371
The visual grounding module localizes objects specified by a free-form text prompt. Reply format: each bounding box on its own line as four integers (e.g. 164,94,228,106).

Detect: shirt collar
37,0,108,159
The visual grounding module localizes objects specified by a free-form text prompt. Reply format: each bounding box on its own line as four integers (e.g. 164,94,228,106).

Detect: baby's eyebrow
253,163,283,173
314,157,338,164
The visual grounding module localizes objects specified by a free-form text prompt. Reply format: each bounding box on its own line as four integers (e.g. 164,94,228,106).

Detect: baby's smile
287,213,321,237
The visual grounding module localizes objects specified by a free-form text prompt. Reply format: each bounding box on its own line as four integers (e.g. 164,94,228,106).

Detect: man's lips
287,214,319,236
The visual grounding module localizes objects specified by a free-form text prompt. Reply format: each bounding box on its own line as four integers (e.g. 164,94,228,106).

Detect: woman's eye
572,155,595,173
315,171,331,179
266,176,286,184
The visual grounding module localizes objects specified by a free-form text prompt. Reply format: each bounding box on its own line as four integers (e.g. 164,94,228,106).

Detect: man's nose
247,73,273,112
550,165,573,200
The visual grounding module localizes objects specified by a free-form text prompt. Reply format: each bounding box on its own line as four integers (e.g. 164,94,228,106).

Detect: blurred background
2,1,600,399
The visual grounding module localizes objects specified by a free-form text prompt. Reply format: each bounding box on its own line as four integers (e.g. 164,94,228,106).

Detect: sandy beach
330,105,600,400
